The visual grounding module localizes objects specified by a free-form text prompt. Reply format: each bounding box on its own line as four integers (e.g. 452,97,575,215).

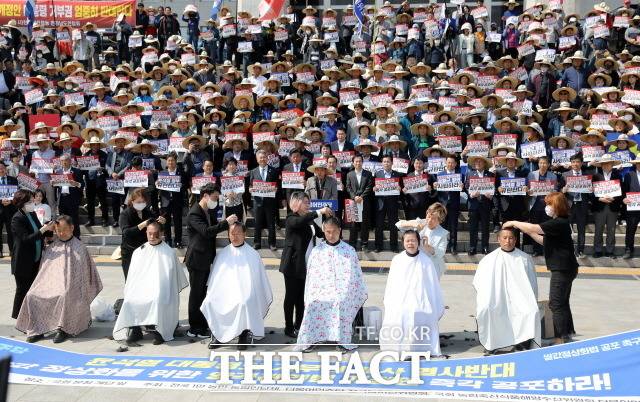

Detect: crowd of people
2,0,637,353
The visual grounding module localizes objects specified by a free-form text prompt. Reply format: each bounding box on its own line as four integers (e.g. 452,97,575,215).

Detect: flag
354,0,366,33
258,0,285,21
24,0,35,36
210,0,222,20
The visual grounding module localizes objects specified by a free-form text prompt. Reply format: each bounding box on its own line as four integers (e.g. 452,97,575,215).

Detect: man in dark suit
158,152,189,248
55,155,84,238
0,162,17,256
526,156,558,256
434,155,463,254
329,128,355,152
184,183,237,338
402,157,435,220
591,155,623,258
560,153,592,259
373,155,401,252
249,149,279,251
496,152,530,249
623,159,640,259
465,156,495,255
281,149,311,207
345,154,373,251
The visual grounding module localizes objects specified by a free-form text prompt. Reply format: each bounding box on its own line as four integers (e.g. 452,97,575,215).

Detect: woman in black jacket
503,192,579,345
118,187,166,280
278,191,332,338
10,190,55,318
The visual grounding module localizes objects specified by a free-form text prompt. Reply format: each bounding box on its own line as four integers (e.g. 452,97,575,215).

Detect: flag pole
50,0,61,67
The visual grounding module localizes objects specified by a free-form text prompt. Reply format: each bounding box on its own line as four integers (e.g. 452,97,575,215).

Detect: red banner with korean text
0,0,136,29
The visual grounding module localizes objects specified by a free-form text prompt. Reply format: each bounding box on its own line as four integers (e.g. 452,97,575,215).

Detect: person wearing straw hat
465,155,495,255
525,156,560,257
591,154,623,258
248,149,279,252
54,154,84,237
496,152,528,248
82,136,109,227
305,160,338,201
157,151,189,249
106,133,133,227
30,134,56,214
561,51,588,94
182,134,211,179
559,152,592,259
432,154,462,255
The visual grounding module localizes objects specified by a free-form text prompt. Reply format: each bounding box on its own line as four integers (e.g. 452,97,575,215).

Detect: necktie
1,177,5,185
295,165,299,173
261,167,266,181
574,171,581,201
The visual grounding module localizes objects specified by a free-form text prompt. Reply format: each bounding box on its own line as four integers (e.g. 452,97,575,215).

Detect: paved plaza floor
1,261,638,401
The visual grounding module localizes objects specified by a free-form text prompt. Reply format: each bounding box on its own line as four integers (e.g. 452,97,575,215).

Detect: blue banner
353,0,365,32
310,199,338,212
2,330,640,398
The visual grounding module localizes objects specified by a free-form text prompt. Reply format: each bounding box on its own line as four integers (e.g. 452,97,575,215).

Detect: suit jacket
435,169,463,207
527,169,559,211
592,169,623,212
346,169,374,201
184,203,229,271
82,150,108,186
623,169,640,194
223,150,256,170
158,167,189,208
330,140,355,152
10,210,45,276
403,170,434,211
561,169,593,205
55,167,84,206
279,211,323,279
496,168,529,212
464,170,495,211
305,176,338,200
374,169,401,210
249,165,279,207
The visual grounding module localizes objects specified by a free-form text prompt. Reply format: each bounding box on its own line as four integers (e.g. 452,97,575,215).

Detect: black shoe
53,329,68,344
254,244,262,250
112,222,119,228
390,247,399,253
284,328,298,338
374,248,382,253
152,331,165,345
593,252,603,258
84,220,95,227
605,252,617,259
208,336,223,349
238,330,252,351
26,334,43,343
362,242,369,251
450,247,457,255
101,221,109,227
269,245,277,252
126,326,143,344
482,248,489,255
623,251,633,259
468,249,477,256
174,242,184,249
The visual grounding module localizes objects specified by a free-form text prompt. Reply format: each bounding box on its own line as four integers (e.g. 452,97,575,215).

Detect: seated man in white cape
473,227,540,354
16,215,103,344
113,221,189,346
201,222,273,350
295,216,367,352
380,229,445,357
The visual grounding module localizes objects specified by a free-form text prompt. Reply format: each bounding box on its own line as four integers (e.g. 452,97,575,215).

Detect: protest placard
493,134,518,149
552,148,577,165
324,31,339,43
333,151,354,169
156,174,182,192
582,145,605,162
296,71,315,84
250,180,277,198
500,177,527,196
593,180,622,198
594,24,610,39
238,41,253,53
343,14,357,26
124,170,149,188
374,178,400,196
436,136,462,153
559,36,577,50
17,173,39,191
344,199,363,223
128,35,142,48
520,141,547,158
466,140,490,157
621,89,640,105
495,88,515,104
403,174,429,194
565,175,593,193
614,15,630,28
24,88,44,105
408,27,420,40
281,171,306,189
339,88,360,105
363,161,383,175
468,177,495,196
626,192,640,211
529,180,556,196
535,48,556,63
219,176,245,195
471,6,488,18
29,158,53,174
106,179,124,194
190,176,216,194
486,32,501,43
167,136,186,153
320,59,335,71
392,158,409,174
436,173,462,192
50,173,74,187
120,113,141,128
274,29,288,42
517,43,535,58
427,157,445,174
63,92,84,106
0,185,17,201
76,155,100,171
97,116,119,132
221,24,236,38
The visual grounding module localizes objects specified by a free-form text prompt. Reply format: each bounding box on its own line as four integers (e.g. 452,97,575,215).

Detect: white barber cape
380,250,445,356
295,240,367,351
473,247,540,351
200,243,273,343
113,241,189,342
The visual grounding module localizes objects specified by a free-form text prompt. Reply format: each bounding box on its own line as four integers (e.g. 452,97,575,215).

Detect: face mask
24,202,35,212
186,85,194,91
287,103,295,109
574,124,583,131
545,205,554,218
303,120,311,127
133,202,146,211
140,90,148,95
439,90,447,96
207,199,218,209
186,100,194,106
540,66,549,73
65,84,73,90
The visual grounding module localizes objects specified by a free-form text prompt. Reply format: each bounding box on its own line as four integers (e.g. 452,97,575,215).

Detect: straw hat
606,133,637,147
497,151,524,167
80,127,105,141
592,153,622,167
467,155,493,169
307,160,335,174
549,134,576,149
422,145,450,158
555,102,577,113
579,130,606,144
222,134,250,150
490,142,517,157
181,134,207,149
354,139,380,153
382,135,407,149
84,136,107,148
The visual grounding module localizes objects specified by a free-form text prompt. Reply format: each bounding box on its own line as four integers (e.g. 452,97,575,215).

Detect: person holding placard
591,154,623,258
54,155,83,238
402,157,434,220
158,152,188,249
560,153,591,259
106,134,133,227
82,136,109,227
373,155,402,253
346,154,374,251
30,134,56,219
465,156,495,255
527,156,558,256
433,155,463,255
496,152,529,248
622,158,640,259
249,149,279,251
304,161,338,202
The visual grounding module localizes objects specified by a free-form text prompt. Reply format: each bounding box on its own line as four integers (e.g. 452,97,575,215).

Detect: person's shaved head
498,227,517,252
